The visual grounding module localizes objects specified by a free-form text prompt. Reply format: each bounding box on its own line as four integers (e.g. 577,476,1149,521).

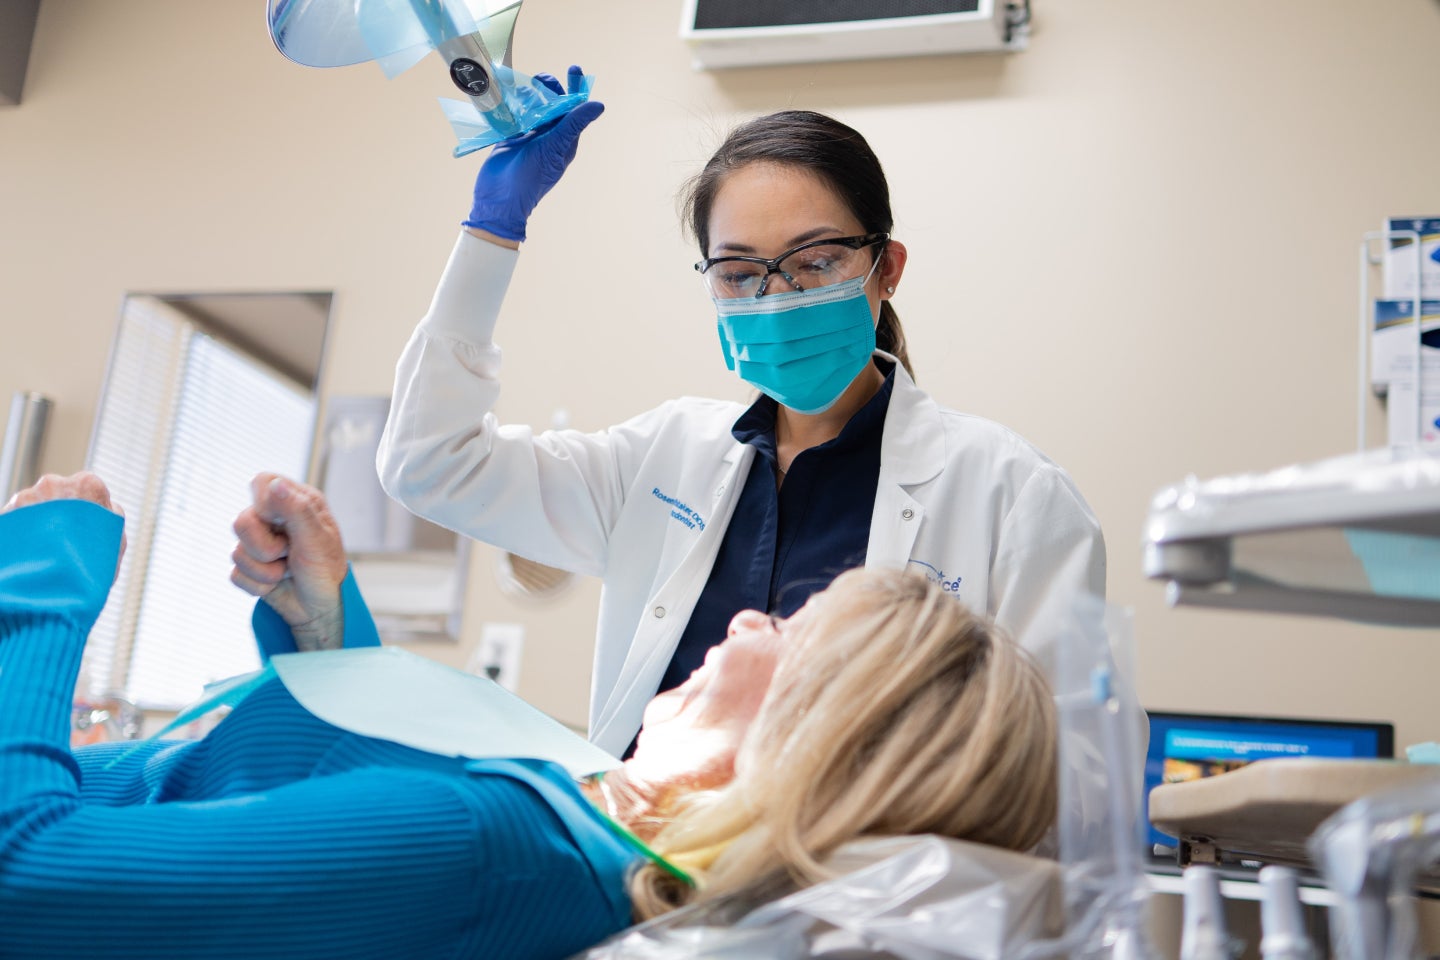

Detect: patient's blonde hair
629,567,1058,920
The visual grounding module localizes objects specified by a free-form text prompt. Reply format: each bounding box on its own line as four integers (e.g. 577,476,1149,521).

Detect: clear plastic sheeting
576,836,1064,960
267,0,520,71
265,0,595,156
440,67,594,157
1019,595,1157,960
1144,446,1440,625
577,592,1157,960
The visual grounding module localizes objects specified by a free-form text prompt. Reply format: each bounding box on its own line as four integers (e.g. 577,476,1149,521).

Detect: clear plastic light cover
441,67,594,157
268,0,519,70
266,0,595,156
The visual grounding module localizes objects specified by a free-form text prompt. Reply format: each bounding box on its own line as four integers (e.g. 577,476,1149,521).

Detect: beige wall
4,1,1440,753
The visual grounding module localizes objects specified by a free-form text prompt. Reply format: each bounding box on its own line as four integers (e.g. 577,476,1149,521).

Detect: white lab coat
379,232,1107,756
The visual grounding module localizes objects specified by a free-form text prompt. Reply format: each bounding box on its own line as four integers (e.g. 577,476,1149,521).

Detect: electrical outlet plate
470,622,524,692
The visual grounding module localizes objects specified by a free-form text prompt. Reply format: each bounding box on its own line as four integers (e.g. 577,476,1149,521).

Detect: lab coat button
653,606,666,619
715,486,724,499
901,508,915,520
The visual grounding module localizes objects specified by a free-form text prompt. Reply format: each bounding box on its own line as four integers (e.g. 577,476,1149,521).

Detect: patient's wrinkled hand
231,474,348,650
5,470,119,513
4,471,128,573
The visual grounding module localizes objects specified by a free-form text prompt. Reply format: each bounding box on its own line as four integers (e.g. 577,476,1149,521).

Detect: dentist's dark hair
680,110,913,379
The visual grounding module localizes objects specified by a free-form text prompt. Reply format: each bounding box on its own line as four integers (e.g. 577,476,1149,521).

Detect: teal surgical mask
714,272,878,415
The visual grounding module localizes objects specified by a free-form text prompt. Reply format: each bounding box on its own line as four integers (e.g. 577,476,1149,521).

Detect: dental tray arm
1144,446,1440,627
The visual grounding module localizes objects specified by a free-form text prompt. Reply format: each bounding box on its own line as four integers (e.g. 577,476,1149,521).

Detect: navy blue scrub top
655,361,896,700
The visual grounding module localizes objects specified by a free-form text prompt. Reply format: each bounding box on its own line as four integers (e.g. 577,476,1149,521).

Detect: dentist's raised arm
377,67,626,578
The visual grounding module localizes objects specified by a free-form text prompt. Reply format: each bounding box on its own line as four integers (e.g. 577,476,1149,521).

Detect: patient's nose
727,608,773,637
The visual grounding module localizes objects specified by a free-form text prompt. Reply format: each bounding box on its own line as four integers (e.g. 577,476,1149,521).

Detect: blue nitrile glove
463,65,605,242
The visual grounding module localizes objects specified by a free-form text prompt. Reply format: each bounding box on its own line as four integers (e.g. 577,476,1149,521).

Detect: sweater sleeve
0,503,631,959
0,500,124,811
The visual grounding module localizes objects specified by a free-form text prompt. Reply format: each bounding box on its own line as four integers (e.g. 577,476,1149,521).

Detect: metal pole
0,391,52,502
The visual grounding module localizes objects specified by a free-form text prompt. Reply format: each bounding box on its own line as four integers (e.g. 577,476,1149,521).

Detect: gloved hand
463,65,605,242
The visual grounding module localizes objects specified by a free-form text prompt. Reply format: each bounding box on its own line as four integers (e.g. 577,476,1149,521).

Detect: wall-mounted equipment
0,391,51,503
679,0,1028,70
1364,221,1440,447
0,0,41,105
319,395,471,643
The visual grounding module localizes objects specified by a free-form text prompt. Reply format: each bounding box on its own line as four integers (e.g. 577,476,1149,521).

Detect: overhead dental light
266,0,593,156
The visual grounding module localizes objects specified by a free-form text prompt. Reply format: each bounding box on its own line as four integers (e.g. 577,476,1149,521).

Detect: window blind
87,299,315,710
83,297,186,701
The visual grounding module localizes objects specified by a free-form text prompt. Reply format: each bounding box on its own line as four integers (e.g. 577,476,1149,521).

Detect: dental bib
115,647,621,779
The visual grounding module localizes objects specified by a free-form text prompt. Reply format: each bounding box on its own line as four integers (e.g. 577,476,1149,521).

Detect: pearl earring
885,286,895,294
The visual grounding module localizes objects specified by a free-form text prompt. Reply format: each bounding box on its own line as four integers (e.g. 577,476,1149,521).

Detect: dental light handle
409,0,520,136
438,33,520,139
438,34,503,112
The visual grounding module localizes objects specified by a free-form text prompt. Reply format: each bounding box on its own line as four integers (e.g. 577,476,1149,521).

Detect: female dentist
378,74,1105,757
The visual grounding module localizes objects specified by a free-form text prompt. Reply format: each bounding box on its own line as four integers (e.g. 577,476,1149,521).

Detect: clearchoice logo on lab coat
652,487,706,532
908,559,962,593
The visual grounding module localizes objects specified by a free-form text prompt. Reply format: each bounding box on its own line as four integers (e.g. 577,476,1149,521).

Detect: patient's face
629,604,806,789
641,609,792,732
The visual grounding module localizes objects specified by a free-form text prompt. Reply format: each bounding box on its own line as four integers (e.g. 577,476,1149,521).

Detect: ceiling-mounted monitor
679,0,1027,70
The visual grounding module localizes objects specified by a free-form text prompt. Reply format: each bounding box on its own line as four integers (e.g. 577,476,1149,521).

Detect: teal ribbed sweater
0,500,637,959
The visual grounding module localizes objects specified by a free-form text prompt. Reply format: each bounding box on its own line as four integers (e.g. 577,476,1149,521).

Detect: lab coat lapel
591,443,753,752
867,355,946,569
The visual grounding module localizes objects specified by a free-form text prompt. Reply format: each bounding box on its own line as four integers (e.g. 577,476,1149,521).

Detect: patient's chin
625,726,740,797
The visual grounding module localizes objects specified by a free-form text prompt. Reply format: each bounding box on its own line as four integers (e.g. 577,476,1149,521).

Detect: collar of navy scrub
731,356,896,462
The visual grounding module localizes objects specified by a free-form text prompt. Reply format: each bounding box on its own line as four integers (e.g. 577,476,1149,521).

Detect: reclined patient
0,471,1057,960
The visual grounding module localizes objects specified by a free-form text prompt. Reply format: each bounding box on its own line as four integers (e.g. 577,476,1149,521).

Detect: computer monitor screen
1144,711,1394,854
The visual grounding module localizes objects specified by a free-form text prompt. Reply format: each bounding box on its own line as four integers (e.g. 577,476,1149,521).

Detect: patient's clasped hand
0,471,1058,960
